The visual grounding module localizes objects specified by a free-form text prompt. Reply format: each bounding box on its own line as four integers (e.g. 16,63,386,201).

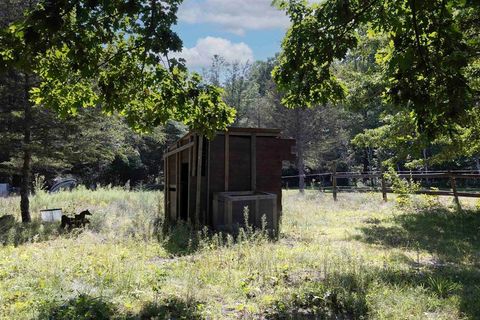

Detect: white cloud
178,0,290,35
174,36,254,68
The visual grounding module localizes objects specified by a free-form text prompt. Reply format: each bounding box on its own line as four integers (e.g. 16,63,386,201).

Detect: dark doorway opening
179,163,189,221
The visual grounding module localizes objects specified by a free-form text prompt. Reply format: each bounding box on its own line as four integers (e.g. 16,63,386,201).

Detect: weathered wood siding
164,128,295,232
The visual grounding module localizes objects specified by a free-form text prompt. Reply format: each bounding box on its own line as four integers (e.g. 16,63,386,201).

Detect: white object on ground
40,209,63,222
0,184,9,197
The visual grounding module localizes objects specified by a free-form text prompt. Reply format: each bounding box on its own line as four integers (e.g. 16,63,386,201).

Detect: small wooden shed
163,128,295,234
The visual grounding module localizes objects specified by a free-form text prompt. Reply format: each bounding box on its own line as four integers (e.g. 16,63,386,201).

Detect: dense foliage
273,0,479,166
0,0,235,136
0,0,236,221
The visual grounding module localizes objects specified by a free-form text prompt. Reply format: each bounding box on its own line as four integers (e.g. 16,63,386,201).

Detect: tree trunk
20,73,32,223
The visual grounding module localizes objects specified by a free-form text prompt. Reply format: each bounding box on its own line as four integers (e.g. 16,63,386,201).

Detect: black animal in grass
61,210,92,230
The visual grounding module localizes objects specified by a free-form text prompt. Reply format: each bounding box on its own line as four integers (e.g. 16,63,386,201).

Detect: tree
242,59,277,127
276,108,317,193
273,0,479,140
205,57,287,128
98,122,187,187
0,0,235,222
202,55,226,87
333,31,386,172
0,71,134,189
202,56,258,126
223,61,257,126
264,73,354,192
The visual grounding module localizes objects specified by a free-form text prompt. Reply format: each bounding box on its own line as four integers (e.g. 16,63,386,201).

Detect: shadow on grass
378,265,480,317
0,220,61,246
38,294,203,320
264,273,369,319
357,207,480,263
131,297,203,320
355,205,480,318
37,294,115,320
162,221,201,256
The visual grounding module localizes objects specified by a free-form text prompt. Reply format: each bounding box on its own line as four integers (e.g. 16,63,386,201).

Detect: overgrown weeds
0,189,479,319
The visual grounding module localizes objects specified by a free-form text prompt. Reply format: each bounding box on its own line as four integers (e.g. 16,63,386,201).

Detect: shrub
38,294,115,320
384,168,420,208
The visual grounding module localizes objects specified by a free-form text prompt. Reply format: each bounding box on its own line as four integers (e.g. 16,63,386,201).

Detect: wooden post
225,132,229,191
272,198,278,237
176,152,180,221
163,156,169,229
381,166,387,202
251,133,257,191
227,200,233,232
206,141,211,226
192,136,197,177
255,198,260,226
212,194,218,228
189,135,194,176
449,171,460,208
332,162,337,201
187,147,191,222
195,135,203,227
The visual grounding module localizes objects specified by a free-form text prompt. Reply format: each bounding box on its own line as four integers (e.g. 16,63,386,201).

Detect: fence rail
281,170,480,202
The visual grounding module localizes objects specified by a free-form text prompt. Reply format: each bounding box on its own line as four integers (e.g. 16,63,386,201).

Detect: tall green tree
273,0,479,139
0,0,235,221
202,56,259,126
332,31,386,171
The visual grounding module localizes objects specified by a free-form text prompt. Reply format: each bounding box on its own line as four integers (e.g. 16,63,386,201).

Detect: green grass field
1,188,479,319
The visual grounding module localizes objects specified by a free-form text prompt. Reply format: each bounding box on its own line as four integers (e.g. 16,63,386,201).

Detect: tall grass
1,186,162,244
0,189,479,319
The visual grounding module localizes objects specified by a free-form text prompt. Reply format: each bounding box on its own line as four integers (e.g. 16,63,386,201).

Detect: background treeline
0,68,188,188
0,78,186,188
199,45,479,189
1,34,479,191
0,0,184,189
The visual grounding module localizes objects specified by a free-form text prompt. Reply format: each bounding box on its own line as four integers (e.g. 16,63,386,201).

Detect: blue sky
173,0,290,69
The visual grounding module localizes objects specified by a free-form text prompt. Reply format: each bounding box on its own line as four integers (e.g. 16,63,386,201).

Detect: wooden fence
282,170,480,202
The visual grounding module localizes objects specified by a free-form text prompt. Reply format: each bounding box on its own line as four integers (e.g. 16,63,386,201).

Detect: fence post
449,171,460,208
332,162,337,201
380,166,387,202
